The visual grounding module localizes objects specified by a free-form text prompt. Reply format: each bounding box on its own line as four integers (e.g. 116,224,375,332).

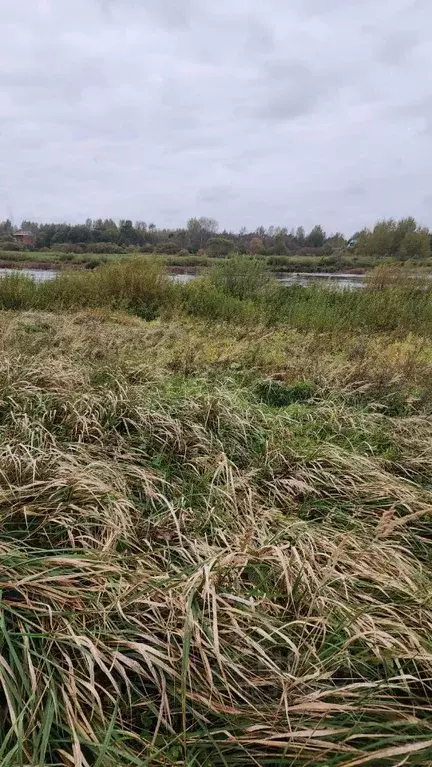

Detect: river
171,271,366,289
0,268,366,289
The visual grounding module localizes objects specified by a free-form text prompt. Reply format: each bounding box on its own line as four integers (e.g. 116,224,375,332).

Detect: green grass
0,309,430,763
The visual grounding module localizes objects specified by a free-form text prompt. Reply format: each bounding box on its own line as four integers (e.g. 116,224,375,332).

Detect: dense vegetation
1,305,432,765
0,257,431,335
2,215,432,263
1,260,432,764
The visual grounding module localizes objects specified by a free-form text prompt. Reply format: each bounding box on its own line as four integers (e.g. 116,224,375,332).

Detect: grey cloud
377,29,419,66
389,95,432,134
0,0,432,233
245,18,274,54
291,0,364,15
251,63,323,121
134,0,197,27
345,184,367,198
197,185,237,204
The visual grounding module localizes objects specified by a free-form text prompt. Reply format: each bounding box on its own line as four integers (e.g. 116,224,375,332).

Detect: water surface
0,268,366,289
172,271,365,289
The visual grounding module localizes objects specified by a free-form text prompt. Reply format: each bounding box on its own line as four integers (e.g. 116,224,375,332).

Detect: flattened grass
0,313,431,764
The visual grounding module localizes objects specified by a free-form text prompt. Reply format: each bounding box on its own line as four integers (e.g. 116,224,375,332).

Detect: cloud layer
1,0,431,233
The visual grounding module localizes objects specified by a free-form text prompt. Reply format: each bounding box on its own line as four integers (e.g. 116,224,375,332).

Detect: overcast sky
1,0,431,234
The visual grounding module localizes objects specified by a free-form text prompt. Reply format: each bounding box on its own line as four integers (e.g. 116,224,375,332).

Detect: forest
1,215,431,260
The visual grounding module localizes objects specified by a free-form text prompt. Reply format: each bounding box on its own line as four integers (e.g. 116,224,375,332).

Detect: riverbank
1,308,432,765
2,248,432,274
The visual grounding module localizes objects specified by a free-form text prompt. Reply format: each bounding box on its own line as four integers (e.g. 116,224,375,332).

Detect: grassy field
1,261,432,764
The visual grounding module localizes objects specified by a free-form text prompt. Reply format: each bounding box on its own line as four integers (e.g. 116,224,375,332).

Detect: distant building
14,230,35,246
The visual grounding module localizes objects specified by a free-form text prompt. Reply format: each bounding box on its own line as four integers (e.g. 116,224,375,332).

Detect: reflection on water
0,268,57,282
275,272,365,290
0,268,366,289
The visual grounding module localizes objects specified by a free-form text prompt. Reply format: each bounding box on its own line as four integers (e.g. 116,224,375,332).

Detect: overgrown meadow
0,259,432,764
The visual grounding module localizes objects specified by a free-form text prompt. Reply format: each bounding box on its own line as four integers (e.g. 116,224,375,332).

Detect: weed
256,379,316,406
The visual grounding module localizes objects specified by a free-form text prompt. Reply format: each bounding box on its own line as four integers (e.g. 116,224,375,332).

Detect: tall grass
183,261,432,334
0,259,432,334
0,258,174,319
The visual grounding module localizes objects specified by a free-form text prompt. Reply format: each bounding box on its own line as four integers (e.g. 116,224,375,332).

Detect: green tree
356,220,396,259
356,218,430,260
119,220,138,246
187,217,219,250
20,221,39,234
306,225,326,248
51,225,72,244
274,232,288,254
399,229,430,260
296,226,305,245
394,217,417,251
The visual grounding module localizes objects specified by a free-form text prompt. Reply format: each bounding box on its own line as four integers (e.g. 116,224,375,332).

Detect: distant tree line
0,216,430,260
